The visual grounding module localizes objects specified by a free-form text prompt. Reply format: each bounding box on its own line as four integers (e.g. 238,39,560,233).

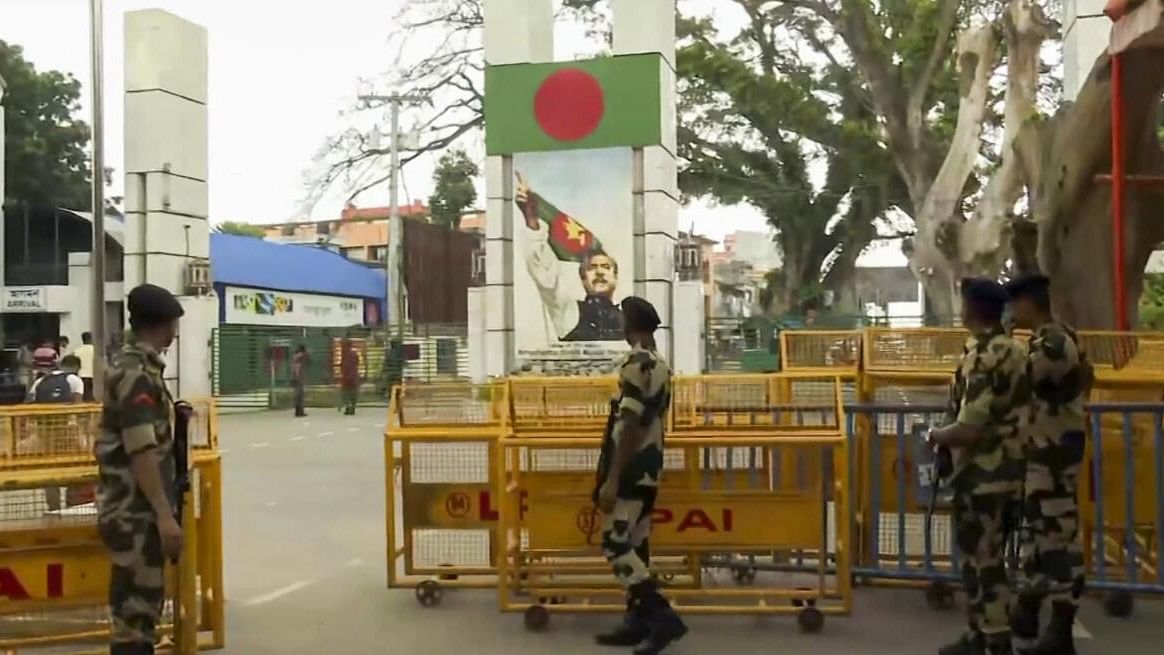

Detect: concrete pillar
1063,0,1111,100
123,10,217,398
613,0,679,365
672,280,704,375
482,0,554,377
466,286,487,382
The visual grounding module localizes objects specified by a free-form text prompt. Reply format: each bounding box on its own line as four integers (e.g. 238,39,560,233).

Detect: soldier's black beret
127,284,185,324
1003,273,1050,300
621,296,661,332
960,277,1009,310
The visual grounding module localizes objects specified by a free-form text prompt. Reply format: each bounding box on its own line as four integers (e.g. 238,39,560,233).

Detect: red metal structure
1102,2,1164,329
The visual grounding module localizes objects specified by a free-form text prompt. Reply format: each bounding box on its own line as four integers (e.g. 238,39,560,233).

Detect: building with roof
210,233,386,328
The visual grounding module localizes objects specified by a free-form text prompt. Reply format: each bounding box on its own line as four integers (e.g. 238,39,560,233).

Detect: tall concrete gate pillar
478,0,683,375
123,10,217,398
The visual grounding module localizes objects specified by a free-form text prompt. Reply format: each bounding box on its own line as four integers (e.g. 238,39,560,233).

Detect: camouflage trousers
953,490,1018,648
600,446,663,589
99,516,166,646
1019,430,1086,605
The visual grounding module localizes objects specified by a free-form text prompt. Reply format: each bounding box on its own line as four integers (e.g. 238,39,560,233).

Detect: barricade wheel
1103,591,1134,618
524,605,550,631
797,607,824,634
731,566,756,585
415,580,443,607
924,581,955,611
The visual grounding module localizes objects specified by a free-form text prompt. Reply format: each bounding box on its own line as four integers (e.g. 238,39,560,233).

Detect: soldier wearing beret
931,278,1030,655
95,284,185,654
1004,274,1091,655
593,296,686,654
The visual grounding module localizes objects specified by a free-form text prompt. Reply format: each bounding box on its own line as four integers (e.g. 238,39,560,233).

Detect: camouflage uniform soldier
1004,274,1090,655
931,278,1029,655
593,296,686,655
95,284,186,655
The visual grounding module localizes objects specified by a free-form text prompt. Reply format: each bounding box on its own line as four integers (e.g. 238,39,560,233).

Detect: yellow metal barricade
0,400,224,653
496,374,851,633
385,382,508,605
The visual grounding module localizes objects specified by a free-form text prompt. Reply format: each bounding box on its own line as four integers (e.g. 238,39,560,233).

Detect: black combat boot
1010,594,1042,655
629,580,687,655
1030,602,1076,655
595,596,650,646
938,631,985,655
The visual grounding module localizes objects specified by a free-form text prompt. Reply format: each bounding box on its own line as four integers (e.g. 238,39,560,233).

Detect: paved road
217,410,1161,654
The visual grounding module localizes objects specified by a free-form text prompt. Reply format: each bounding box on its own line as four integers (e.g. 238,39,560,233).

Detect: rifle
171,400,194,654
586,399,621,545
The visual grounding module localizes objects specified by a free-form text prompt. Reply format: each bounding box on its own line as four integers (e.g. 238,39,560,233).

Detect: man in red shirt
339,339,360,416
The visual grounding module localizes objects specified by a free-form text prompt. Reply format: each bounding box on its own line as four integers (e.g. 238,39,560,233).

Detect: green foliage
1139,273,1164,329
676,6,916,304
1,40,92,210
428,149,479,230
214,221,267,238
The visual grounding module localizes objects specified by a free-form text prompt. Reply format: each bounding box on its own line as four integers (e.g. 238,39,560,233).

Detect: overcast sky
1,0,903,264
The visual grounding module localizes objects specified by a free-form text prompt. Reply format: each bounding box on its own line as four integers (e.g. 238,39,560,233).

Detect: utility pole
356,93,424,341
90,0,107,399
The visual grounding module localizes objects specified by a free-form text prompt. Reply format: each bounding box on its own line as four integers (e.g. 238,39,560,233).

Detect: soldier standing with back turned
1004,274,1091,655
95,284,186,655
930,278,1029,655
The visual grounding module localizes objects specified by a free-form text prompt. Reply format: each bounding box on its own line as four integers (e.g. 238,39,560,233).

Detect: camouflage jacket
95,341,175,524
1026,321,1090,444
949,327,1030,494
612,345,672,451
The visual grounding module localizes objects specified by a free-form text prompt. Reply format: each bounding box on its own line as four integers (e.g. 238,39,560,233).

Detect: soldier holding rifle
95,284,189,655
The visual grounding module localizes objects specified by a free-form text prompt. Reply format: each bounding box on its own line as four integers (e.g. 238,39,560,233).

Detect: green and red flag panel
485,54,664,155
516,191,603,262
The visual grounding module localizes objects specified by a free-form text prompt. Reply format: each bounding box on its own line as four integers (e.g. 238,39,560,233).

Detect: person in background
74,331,96,401
17,339,36,390
30,353,86,512
339,339,360,416
33,339,58,375
58,335,70,355
292,344,309,417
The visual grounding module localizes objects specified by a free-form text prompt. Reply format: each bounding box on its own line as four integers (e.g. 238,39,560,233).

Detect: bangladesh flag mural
512,149,633,358
485,54,664,155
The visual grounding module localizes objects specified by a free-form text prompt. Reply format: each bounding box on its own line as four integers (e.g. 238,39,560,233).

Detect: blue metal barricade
1084,403,1164,603
846,401,1164,611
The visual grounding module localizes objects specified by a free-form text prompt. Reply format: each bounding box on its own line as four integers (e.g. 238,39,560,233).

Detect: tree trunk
1021,46,1164,329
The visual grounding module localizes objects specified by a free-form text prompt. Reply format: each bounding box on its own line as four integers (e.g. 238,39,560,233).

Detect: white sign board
223,286,365,328
2,287,47,311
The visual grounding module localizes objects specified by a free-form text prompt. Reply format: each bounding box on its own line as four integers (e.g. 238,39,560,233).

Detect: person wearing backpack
30,354,87,511
30,354,85,403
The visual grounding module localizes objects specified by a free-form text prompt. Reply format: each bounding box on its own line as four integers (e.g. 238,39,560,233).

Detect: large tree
676,8,913,311
429,148,479,229
0,40,91,210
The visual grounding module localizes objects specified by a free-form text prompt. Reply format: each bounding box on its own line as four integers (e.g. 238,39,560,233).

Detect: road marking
266,501,278,508
291,435,306,442
344,557,364,568
241,580,314,607
219,449,230,455
251,442,270,449
1074,620,1093,639
318,431,335,437
347,426,360,432
374,422,386,428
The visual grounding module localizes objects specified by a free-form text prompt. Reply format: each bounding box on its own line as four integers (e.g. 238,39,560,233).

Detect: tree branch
906,0,961,142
